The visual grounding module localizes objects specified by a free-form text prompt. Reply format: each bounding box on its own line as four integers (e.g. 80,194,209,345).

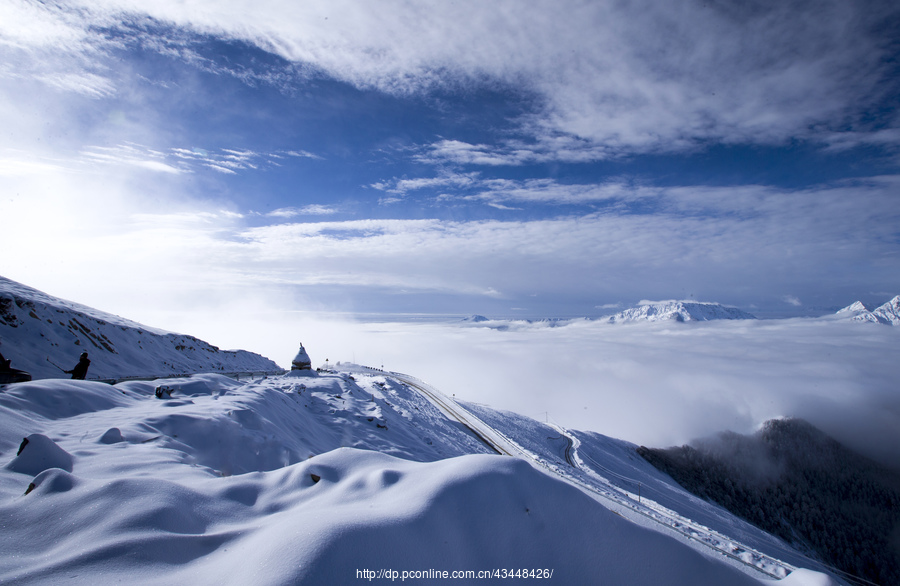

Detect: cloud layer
4,0,899,157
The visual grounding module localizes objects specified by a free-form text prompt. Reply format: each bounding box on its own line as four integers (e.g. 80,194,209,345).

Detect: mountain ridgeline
0,276,281,381
637,418,900,586
460,301,757,329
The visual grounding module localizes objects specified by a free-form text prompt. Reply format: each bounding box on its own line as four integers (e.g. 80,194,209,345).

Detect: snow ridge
605,300,757,323
0,276,164,333
0,275,281,380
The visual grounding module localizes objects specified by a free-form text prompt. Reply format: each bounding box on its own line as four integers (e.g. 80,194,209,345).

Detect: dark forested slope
637,418,900,585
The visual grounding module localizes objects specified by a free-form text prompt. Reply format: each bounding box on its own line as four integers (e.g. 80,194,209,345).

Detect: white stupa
291,344,312,371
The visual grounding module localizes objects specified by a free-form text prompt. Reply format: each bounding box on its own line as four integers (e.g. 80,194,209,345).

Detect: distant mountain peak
836,295,900,325
461,315,490,322
837,300,872,314
604,300,756,323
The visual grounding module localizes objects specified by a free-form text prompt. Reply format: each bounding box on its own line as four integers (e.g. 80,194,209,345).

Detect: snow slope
0,275,281,380
836,295,900,324
604,300,757,323
0,367,837,585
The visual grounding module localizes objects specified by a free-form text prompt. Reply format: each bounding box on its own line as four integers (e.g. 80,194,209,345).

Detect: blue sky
2,0,900,325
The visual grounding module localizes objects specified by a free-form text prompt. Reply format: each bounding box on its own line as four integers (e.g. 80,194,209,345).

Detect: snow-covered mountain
836,295,900,325
0,366,836,585
604,300,757,323
0,275,281,380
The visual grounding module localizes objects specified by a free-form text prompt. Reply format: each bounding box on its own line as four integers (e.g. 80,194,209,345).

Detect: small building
291,344,312,371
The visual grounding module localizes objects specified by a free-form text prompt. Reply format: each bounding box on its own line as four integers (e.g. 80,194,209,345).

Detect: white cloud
0,0,121,97
821,128,900,152
5,0,897,155
81,144,184,174
377,196,403,206
74,143,310,175
4,136,306,179
415,137,617,166
485,202,521,211
35,72,117,98
206,163,238,174
783,295,802,307
132,160,181,174
371,172,480,195
371,173,661,206
267,205,338,217
471,178,654,206
283,149,323,160
221,148,257,158
414,140,525,166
